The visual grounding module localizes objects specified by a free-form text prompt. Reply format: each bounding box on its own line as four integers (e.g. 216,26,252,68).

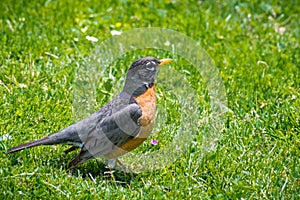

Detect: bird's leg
106,159,116,169
116,159,130,173
106,159,130,172
116,159,124,167
104,159,116,177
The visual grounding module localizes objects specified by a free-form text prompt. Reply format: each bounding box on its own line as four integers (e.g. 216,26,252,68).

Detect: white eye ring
145,61,156,71
146,61,156,66
147,67,155,71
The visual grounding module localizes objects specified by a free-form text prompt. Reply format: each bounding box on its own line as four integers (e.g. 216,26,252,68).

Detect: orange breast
105,86,156,159
134,85,156,129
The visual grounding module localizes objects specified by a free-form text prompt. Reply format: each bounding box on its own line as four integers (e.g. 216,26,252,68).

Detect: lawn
0,0,299,199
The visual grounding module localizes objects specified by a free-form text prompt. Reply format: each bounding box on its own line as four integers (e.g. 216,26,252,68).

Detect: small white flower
86,36,98,42
111,30,122,36
18,83,27,88
164,40,170,46
0,134,12,141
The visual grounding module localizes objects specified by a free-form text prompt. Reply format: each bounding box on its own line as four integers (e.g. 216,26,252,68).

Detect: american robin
7,57,173,168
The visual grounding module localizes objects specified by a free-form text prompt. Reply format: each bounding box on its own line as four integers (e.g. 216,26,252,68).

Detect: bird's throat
124,82,154,98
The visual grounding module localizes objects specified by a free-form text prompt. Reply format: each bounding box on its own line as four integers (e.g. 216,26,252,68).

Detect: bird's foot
106,159,130,172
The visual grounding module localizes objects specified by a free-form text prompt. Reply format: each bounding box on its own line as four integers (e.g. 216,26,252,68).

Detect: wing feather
68,103,142,167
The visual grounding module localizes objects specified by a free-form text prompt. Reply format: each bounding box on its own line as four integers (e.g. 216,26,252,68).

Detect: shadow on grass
6,147,140,187
52,150,138,186
70,160,139,186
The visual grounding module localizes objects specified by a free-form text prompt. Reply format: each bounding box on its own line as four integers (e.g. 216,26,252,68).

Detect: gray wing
68,103,142,167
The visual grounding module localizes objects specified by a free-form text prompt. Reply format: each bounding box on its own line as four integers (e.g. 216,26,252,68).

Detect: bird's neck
123,82,154,97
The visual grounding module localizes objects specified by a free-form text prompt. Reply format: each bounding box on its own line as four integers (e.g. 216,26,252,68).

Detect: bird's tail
7,124,80,154
6,136,54,153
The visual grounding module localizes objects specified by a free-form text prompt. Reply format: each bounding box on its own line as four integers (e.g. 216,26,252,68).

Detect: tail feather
6,137,52,153
68,156,85,169
7,124,81,154
68,150,94,168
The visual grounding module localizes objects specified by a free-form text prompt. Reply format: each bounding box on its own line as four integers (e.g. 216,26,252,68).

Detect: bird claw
106,159,130,172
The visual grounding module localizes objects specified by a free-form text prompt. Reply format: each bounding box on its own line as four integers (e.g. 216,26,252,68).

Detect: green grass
1,0,299,199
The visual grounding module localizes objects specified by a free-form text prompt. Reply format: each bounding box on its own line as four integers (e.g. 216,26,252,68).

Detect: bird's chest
134,86,156,138
104,86,157,159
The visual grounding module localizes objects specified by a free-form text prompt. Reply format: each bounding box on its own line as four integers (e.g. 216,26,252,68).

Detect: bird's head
123,57,172,95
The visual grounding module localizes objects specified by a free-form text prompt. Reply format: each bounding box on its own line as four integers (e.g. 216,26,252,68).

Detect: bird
7,56,173,169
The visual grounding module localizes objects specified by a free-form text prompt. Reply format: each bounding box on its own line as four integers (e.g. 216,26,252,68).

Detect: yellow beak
159,58,173,66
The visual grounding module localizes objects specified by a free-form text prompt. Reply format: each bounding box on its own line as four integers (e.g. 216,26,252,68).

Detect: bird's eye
145,61,156,71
